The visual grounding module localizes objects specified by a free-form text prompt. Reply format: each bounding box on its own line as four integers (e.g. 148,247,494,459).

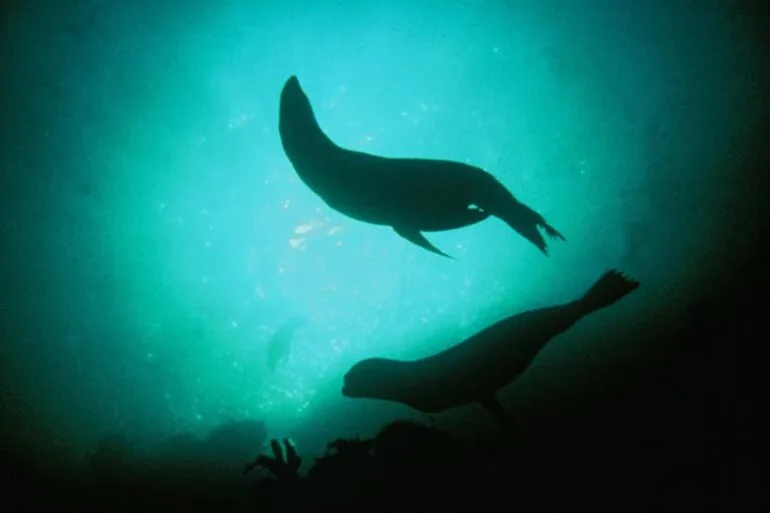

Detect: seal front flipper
478,394,513,430
393,226,454,259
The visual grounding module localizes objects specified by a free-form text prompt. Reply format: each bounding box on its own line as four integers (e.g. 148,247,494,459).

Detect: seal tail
574,270,640,317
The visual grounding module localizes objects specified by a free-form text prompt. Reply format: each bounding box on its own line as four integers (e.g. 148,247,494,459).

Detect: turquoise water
0,0,761,466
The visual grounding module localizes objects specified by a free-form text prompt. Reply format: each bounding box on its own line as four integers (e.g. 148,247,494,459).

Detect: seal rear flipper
393,226,454,259
542,222,566,241
496,200,564,255
574,269,640,316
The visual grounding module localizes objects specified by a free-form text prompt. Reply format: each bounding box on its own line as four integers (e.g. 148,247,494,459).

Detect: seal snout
285,75,300,90
341,375,355,397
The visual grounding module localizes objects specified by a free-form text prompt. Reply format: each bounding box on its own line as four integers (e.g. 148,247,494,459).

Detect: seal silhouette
266,315,308,372
342,270,640,426
279,75,565,258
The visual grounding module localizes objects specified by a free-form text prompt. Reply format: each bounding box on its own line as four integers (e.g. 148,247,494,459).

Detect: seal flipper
543,222,566,241
494,200,565,255
478,394,513,430
393,226,454,259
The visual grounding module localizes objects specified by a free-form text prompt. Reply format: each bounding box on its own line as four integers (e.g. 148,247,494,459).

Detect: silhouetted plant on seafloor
243,438,301,481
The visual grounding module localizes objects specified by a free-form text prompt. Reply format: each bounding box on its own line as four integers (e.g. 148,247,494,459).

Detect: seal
342,270,640,426
279,75,565,258
266,315,307,371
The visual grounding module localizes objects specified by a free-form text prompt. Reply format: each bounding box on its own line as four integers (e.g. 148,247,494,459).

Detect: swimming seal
266,315,307,371
342,270,640,426
279,75,565,258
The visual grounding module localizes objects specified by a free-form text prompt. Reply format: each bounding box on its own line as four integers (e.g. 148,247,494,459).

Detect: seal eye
468,203,484,212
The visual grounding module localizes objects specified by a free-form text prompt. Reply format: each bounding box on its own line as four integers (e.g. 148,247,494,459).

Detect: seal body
342,270,640,424
279,75,565,258
266,315,307,371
